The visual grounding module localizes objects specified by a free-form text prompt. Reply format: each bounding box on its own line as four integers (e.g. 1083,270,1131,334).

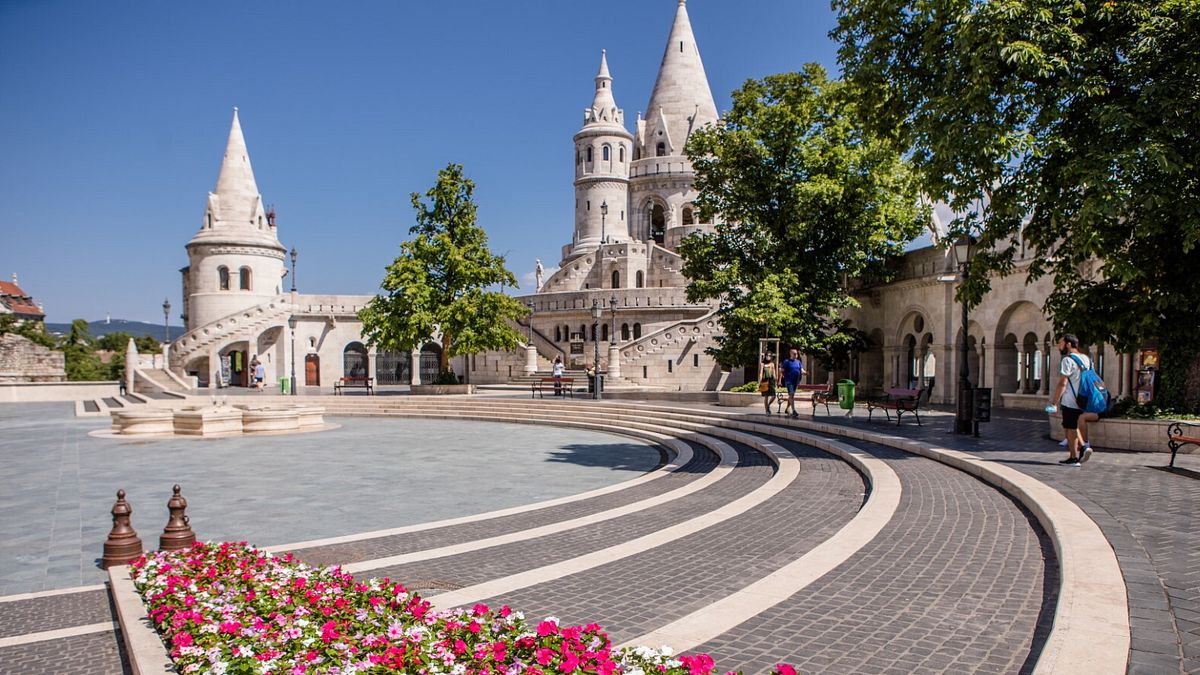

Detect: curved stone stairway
0,397,1127,674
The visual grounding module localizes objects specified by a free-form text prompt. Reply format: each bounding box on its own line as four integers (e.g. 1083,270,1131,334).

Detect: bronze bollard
101,489,143,569
159,484,196,552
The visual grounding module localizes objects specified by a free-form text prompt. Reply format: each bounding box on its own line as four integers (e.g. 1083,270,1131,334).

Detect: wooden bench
333,376,374,395
1167,421,1200,468
799,383,833,416
532,377,574,399
867,387,926,426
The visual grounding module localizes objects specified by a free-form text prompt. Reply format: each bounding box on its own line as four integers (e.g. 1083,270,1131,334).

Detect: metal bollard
158,484,196,552
101,489,144,569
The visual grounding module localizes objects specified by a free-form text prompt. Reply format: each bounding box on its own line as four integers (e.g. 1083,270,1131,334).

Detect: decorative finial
233,106,238,113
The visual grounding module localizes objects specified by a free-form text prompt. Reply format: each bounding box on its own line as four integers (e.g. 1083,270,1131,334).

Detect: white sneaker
1080,446,1094,464
1058,438,1069,447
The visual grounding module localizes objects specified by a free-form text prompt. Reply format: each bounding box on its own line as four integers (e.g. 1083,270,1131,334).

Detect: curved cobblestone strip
425,427,805,610
271,431,696,561
0,629,128,675
684,436,1056,675
479,432,869,646
279,424,719,567
341,434,738,576
359,439,769,596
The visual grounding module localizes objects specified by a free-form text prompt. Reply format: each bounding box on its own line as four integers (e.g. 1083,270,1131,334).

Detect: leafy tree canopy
60,319,108,381
94,332,159,353
0,314,57,349
680,65,926,369
834,0,1200,409
358,164,528,377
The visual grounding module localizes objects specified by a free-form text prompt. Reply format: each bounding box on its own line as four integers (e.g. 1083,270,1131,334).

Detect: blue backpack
1068,354,1109,414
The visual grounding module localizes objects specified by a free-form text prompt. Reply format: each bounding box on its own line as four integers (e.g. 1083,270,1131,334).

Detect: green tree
0,314,57,349
834,0,1200,411
60,319,107,381
358,164,528,380
679,66,926,368
94,332,160,354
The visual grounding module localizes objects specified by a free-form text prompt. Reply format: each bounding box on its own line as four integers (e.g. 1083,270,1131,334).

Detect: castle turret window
602,146,610,161
586,147,593,162
612,270,620,288
619,146,625,162
218,266,230,291
636,271,644,288
683,207,694,226
656,142,666,157
622,323,630,341
633,323,642,339
239,267,251,291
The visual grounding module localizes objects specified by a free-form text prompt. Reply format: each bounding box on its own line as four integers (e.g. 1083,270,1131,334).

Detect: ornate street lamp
287,315,297,396
290,247,298,293
953,236,974,434
162,298,171,343
600,201,608,244
591,299,603,400
609,295,618,345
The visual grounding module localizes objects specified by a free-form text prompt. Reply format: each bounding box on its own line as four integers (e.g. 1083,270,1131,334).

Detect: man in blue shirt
780,348,805,419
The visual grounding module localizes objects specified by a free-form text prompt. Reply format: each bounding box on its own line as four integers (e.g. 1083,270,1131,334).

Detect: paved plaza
0,395,1195,674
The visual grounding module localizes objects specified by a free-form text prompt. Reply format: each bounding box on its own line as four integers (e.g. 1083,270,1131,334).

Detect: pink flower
774,665,797,675
320,620,340,643
536,620,558,637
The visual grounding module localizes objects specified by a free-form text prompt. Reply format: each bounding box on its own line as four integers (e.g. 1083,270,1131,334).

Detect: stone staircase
168,296,293,375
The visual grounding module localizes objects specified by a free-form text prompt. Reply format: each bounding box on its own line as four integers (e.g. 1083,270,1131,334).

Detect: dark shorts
784,381,798,395
1061,405,1084,430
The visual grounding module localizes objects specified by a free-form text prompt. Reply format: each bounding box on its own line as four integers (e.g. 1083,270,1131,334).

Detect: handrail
617,307,721,362
170,295,293,368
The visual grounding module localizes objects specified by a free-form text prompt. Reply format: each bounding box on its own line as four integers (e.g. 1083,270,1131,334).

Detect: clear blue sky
0,1,841,324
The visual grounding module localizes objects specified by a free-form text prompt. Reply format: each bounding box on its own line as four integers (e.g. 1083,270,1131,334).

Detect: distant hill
44,319,184,340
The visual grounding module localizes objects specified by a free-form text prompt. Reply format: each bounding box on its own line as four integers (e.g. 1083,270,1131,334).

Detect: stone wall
0,334,65,383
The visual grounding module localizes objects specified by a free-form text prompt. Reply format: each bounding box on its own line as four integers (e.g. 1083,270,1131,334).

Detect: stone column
1042,341,1052,395
608,344,622,380
525,345,538,375
410,347,421,386
124,338,138,393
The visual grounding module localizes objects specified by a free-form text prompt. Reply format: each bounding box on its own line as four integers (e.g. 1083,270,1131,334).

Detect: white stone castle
166,0,1150,407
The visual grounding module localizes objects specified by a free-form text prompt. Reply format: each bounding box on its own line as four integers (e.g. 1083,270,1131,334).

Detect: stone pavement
0,396,1194,674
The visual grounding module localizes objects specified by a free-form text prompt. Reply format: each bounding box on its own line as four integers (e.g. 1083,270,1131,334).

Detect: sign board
570,341,584,355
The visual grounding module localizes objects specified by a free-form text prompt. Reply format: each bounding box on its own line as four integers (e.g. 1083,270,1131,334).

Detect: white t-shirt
1059,352,1092,410
552,361,564,377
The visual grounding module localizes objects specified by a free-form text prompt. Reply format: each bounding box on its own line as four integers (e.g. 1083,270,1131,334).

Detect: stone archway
305,354,320,386
343,342,368,379
994,301,1050,394
419,343,442,384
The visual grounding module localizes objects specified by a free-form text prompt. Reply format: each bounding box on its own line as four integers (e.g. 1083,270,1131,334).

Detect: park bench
532,377,575,399
333,376,374,395
867,387,926,426
1167,421,1200,469
778,383,834,416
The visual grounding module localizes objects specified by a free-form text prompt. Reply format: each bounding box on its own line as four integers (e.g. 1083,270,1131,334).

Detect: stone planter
173,407,243,437
240,408,301,434
110,409,175,435
1048,412,1178,452
717,391,761,407
412,384,477,395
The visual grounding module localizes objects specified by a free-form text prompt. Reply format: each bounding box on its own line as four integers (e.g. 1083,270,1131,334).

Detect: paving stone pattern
804,408,1198,675
363,443,772,590
696,436,1055,674
481,438,865,642
0,630,128,675
0,589,111,639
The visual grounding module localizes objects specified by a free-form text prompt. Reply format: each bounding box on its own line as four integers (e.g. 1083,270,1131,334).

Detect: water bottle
1044,404,1057,414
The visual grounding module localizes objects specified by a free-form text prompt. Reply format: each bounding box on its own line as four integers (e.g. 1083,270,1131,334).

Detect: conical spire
584,50,622,126
642,0,718,155
213,107,259,205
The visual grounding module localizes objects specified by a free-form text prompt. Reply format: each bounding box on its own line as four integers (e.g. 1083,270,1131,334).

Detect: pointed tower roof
642,0,718,153
582,50,629,131
188,108,282,250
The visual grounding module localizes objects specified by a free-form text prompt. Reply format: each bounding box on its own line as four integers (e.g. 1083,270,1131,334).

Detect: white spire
642,0,718,154
213,108,260,214
190,108,279,248
584,50,623,126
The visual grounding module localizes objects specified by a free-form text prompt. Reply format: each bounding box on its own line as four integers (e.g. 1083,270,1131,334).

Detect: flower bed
131,541,796,675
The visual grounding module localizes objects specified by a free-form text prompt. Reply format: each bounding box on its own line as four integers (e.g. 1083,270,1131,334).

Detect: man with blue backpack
1047,334,1109,466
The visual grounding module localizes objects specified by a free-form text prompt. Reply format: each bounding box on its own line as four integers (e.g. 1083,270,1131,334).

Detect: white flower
233,645,254,658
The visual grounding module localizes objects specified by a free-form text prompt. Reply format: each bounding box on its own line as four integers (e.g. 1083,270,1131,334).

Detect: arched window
656,142,666,157
555,326,561,342
601,324,608,342
633,323,642,339
206,212,213,229
650,205,666,244
218,266,230,291
619,146,625,162
239,267,251,290
602,146,610,161
622,323,630,340
575,150,580,165
343,342,368,379
635,270,644,288
586,147,593,162
612,270,620,288
682,207,694,226
579,324,587,340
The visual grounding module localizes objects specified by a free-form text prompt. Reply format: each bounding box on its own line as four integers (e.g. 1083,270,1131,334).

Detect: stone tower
181,109,288,331
629,0,719,251
569,50,635,259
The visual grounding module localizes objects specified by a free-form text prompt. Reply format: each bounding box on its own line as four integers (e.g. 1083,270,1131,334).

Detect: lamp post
608,295,621,380
289,247,297,293
953,236,974,434
287,315,297,396
600,201,608,245
591,299,603,400
162,298,171,343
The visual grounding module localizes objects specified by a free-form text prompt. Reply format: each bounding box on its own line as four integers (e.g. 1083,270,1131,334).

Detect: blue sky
0,1,842,324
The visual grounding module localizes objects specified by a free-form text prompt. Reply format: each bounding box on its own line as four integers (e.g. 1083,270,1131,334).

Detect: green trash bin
837,379,856,411
279,377,289,394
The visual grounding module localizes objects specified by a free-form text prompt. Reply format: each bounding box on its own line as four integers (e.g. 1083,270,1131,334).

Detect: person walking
552,355,565,396
253,359,266,392
1048,334,1094,466
760,353,778,416
780,348,805,419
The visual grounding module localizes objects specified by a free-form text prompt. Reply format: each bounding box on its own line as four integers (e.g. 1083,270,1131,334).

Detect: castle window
619,146,625,162
239,267,251,291
218,266,230,291
576,150,580,165
612,270,620,288
622,323,630,341
683,207,694,226
602,146,610,161
586,147,593,162
555,326,561,342
656,142,666,157
206,212,213,229
650,204,666,244
633,323,642,339
636,271,644,288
